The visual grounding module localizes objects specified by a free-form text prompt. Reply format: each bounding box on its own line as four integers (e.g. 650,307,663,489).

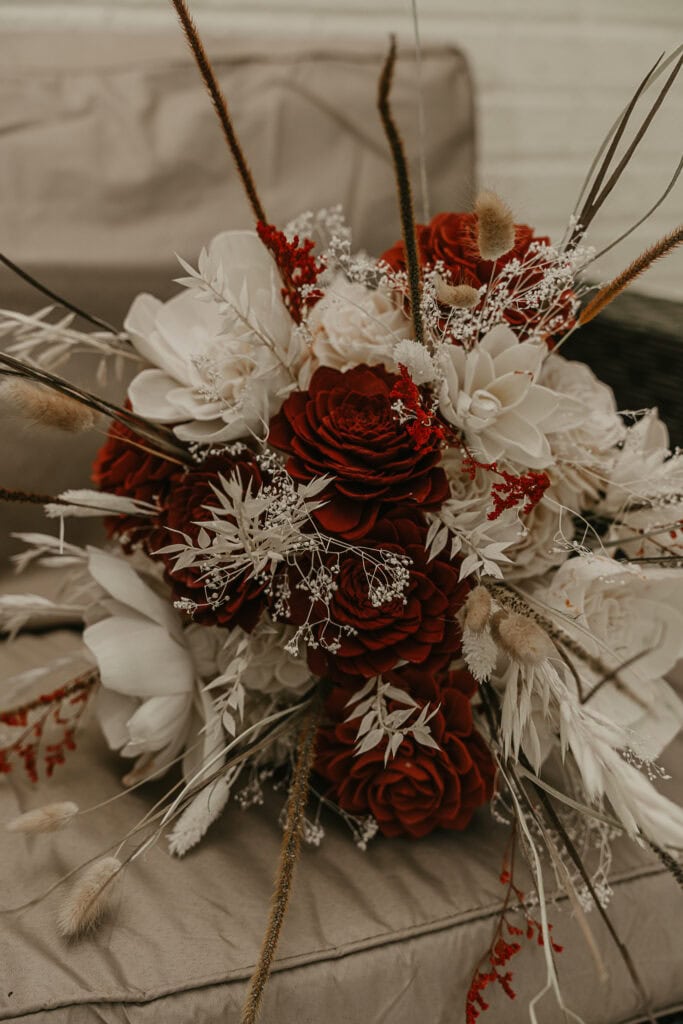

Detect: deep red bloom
152,453,267,631
268,364,448,540
315,666,495,838
381,211,566,339
92,420,181,551
289,509,468,680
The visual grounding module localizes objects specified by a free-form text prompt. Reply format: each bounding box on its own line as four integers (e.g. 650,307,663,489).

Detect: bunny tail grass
57,857,122,939
2,378,99,432
240,700,321,1024
7,801,79,834
474,189,516,261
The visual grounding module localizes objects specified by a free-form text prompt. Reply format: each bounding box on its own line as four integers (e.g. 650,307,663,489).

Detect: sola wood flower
125,231,298,443
269,363,448,540
82,549,195,775
437,324,563,469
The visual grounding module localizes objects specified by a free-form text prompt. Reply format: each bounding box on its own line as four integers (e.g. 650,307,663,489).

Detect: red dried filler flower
315,666,495,838
257,221,323,325
268,364,448,540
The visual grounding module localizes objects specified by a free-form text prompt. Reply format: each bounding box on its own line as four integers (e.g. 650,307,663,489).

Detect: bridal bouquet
1,5,682,1021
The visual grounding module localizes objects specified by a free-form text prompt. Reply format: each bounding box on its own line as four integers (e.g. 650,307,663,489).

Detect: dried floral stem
0,487,66,507
241,698,321,1024
571,51,682,244
646,840,683,891
378,36,424,346
528,775,655,1023
579,224,683,324
0,350,190,463
170,0,267,224
0,253,119,335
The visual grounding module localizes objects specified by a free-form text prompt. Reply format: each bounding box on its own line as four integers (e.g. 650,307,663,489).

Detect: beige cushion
0,581,682,1024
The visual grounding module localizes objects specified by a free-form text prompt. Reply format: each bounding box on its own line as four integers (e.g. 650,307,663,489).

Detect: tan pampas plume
491,611,554,667
435,276,480,309
474,189,516,261
463,585,492,633
7,801,79,834
57,856,122,939
2,378,98,432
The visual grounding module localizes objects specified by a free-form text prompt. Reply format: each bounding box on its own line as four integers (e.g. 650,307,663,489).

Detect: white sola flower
539,353,625,508
543,554,683,758
308,273,411,373
437,324,563,468
82,549,194,776
209,614,313,700
125,231,297,443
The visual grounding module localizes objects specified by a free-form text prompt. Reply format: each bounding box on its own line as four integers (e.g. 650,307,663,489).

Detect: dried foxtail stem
57,856,122,938
2,378,99,432
241,700,321,1024
7,801,79,834
579,224,683,325
0,252,119,334
378,36,425,347
170,0,267,224
570,50,682,245
434,276,479,309
474,189,515,261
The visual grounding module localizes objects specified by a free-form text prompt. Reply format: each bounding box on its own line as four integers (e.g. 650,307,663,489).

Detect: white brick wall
3,0,682,299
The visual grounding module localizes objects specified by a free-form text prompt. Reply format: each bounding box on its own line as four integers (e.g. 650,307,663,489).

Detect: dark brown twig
0,487,66,507
377,36,424,347
169,0,267,224
241,698,321,1024
579,224,683,325
0,253,119,335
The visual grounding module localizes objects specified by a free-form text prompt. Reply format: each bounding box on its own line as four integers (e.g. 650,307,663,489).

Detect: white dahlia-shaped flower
125,231,297,443
213,614,313,697
308,273,411,374
437,324,560,469
540,354,625,508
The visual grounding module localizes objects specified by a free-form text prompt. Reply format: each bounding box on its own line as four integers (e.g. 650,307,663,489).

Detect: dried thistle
2,378,98,432
57,856,122,938
475,189,516,261
7,801,79,834
491,612,554,666
434,276,480,308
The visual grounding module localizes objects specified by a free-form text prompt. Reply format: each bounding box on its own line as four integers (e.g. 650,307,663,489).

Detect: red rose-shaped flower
315,668,495,838
92,420,181,551
381,212,563,338
268,365,448,541
289,510,468,680
153,453,267,631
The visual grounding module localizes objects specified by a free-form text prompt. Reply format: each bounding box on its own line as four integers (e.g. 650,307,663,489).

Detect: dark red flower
92,420,180,551
381,212,568,339
152,453,267,631
268,364,448,540
289,509,468,680
315,667,495,838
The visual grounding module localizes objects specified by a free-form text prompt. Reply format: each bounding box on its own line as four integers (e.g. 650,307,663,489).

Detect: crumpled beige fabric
0,581,682,1024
